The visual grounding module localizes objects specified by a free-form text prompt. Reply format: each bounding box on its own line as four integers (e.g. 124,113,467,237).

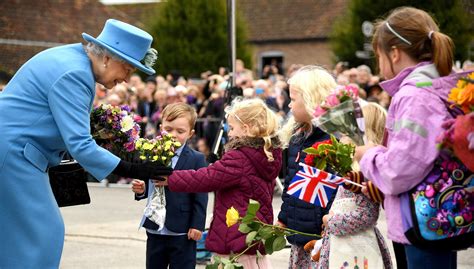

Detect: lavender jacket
360,62,453,244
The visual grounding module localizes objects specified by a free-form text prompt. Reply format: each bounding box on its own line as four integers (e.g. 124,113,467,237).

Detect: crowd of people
92,57,423,181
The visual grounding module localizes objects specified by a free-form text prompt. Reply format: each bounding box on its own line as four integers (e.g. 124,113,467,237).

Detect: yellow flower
143,142,153,150
225,207,240,227
135,139,143,148
153,156,158,161
457,84,474,106
174,141,182,148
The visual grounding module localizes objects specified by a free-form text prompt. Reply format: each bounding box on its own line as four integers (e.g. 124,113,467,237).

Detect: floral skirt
289,245,317,269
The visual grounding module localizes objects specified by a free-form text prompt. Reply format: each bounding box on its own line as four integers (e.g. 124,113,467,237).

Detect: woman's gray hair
85,42,123,62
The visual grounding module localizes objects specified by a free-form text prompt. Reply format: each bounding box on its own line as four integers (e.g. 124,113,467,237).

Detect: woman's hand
187,228,202,241
354,141,377,162
131,179,145,195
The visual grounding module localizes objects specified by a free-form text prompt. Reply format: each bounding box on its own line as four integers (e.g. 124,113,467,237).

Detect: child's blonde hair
362,102,387,145
352,102,387,171
161,102,198,130
225,98,280,161
279,65,337,147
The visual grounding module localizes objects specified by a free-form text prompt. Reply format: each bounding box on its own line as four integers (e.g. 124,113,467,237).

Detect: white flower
120,115,134,132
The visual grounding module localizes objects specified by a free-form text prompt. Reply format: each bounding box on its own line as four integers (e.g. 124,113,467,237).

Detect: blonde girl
317,102,393,269
277,65,337,268
157,98,282,269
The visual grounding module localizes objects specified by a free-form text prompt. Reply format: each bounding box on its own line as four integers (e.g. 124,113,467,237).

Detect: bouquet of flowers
90,104,140,158
207,200,321,269
439,72,474,171
136,132,181,230
303,136,354,175
303,135,383,202
313,84,365,145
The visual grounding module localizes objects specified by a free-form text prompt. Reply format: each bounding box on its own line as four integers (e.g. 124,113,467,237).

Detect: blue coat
0,44,120,268
278,128,335,246
136,145,208,233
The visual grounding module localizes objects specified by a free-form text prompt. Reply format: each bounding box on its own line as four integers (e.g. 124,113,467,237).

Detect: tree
146,0,252,78
330,0,473,69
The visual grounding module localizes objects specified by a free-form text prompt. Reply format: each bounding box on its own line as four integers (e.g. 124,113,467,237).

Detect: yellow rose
225,207,240,227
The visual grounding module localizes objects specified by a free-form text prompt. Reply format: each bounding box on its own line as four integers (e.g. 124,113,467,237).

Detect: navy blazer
136,145,208,232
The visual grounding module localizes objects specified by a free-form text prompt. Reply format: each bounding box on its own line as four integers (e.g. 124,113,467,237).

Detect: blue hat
82,19,157,75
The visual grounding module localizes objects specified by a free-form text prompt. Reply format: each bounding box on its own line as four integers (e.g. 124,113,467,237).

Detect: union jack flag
287,163,345,207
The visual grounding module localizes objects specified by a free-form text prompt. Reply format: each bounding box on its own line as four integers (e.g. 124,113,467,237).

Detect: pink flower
326,94,341,107
346,85,359,98
313,105,327,117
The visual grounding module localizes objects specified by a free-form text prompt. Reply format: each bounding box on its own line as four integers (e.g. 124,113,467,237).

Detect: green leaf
248,222,262,231
241,214,255,224
224,264,234,269
246,231,258,245
273,236,287,251
234,264,244,269
303,147,319,155
264,236,275,255
213,256,221,263
238,223,252,234
220,258,231,264
247,199,260,216
316,159,327,170
256,250,263,258
205,263,219,269
258,226,274,240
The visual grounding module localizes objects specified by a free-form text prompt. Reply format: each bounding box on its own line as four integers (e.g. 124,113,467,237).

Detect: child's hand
187,228,202,241
354,142,377,162
275,220,286,228
322,211,334,228
131,179,145,195
153,177,168,187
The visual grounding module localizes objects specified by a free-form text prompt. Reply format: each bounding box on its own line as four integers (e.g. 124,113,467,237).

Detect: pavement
59,184,473,269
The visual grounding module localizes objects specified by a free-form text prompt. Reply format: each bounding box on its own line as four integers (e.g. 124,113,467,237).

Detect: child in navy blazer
131,103,208,269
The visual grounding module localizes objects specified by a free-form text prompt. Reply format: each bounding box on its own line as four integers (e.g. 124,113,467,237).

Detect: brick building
0,0,348,76
239,0,348,76
0,0,138,75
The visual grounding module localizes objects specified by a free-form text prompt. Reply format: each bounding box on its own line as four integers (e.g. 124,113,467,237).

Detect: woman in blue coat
0,19,171,268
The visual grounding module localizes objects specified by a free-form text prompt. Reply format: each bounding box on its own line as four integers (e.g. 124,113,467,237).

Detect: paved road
60,184,473,268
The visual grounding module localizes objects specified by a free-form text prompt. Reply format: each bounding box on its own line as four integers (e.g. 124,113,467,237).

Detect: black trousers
146,232,196,269
393,241,407,269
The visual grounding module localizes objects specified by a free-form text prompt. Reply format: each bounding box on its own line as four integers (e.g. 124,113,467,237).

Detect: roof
0,0,138,73
238,0,348,43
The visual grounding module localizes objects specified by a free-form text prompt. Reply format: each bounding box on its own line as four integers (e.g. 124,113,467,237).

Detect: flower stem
230,241,260,263
255,220,321,238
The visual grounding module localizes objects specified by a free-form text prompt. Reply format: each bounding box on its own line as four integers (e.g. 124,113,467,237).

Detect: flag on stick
287,163,345,207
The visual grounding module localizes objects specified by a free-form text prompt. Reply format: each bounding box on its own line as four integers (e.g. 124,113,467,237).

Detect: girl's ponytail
262,135,274,162
430,31,454,76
